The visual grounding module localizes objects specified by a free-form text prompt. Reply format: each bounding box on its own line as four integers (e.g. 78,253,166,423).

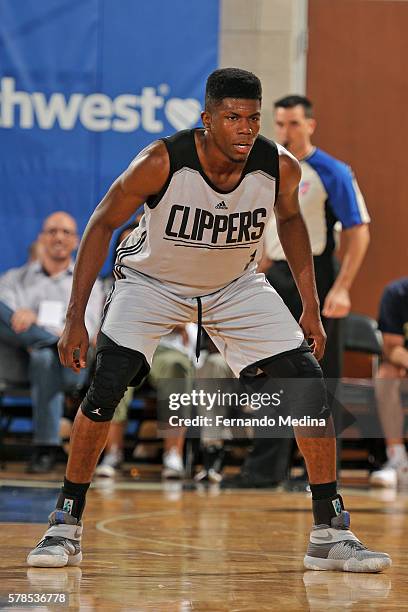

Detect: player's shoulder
161,129,194,157
253,133,278,153
275,142,300,178
126,138,169,182
162,128,192,146
307,147,351,178
129,138,168,165
244,134,281,180
160,129,198,172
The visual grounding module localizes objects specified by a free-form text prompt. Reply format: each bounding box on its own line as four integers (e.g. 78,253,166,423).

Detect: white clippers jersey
114,129,280,297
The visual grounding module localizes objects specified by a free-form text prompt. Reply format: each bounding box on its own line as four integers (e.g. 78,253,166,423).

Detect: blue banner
0,0,219,273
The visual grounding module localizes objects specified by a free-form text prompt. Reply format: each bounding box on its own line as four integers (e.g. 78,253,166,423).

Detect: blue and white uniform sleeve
309,151,370,229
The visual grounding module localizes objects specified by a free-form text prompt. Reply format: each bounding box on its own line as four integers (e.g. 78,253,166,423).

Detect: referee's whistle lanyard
195,297,202,362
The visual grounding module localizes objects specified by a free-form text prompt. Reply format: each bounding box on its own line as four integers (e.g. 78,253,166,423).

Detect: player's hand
322,287,351,319
58,319,89,372
11,309,37,333
299,308,326,361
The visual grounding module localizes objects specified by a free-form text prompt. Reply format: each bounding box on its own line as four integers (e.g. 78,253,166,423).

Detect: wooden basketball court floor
0,466,407,611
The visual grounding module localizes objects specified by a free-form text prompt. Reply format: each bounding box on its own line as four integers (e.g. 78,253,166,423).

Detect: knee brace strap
82,332,150,422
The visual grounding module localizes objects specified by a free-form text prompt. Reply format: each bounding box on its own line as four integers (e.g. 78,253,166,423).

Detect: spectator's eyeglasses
43,228,77,237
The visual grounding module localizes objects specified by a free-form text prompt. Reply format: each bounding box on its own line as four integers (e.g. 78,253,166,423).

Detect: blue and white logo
332,498,342,516
0,78,202,133
62,498,74,514
0,0,219,273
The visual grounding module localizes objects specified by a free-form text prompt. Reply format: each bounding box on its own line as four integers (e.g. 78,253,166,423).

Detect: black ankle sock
56,477,90,521
310,481,344,526
310,481,337,500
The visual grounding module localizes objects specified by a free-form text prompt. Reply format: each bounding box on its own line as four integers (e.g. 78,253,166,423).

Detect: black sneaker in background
220,471,280,489
26,447,57,474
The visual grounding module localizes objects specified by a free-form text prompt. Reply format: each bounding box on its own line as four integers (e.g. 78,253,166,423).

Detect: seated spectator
0,212,104,473
194,335,234,484
155,324,198,478
370,277,408,488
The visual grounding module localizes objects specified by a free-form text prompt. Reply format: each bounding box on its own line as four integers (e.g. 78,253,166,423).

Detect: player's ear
201,109,211,130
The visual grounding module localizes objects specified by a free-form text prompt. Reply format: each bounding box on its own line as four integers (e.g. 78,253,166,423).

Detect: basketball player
27,68,390,572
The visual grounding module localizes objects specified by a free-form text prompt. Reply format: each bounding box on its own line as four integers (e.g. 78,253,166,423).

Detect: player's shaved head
205,68,262,111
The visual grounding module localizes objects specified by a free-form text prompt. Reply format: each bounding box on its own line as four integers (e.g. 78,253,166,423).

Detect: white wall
219,0,308,138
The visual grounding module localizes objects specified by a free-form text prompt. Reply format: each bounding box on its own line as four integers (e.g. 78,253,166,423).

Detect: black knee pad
82,332,150,422
240,342,329,420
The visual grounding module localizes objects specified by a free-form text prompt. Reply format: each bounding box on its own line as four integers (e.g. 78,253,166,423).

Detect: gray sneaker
27,510,82,568
304,511,391,573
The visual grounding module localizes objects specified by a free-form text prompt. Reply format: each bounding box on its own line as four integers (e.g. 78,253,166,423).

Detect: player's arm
322,224,370,318
275,151,326,360
59,140,170,370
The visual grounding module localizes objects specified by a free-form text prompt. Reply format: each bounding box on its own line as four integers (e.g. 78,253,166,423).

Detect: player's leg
205,272,391,572
27,332,150,568
27,272,193,567
253,349,390,572
95,387,133,478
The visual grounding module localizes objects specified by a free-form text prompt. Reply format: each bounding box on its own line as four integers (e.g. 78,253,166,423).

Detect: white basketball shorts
101,268,304,377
